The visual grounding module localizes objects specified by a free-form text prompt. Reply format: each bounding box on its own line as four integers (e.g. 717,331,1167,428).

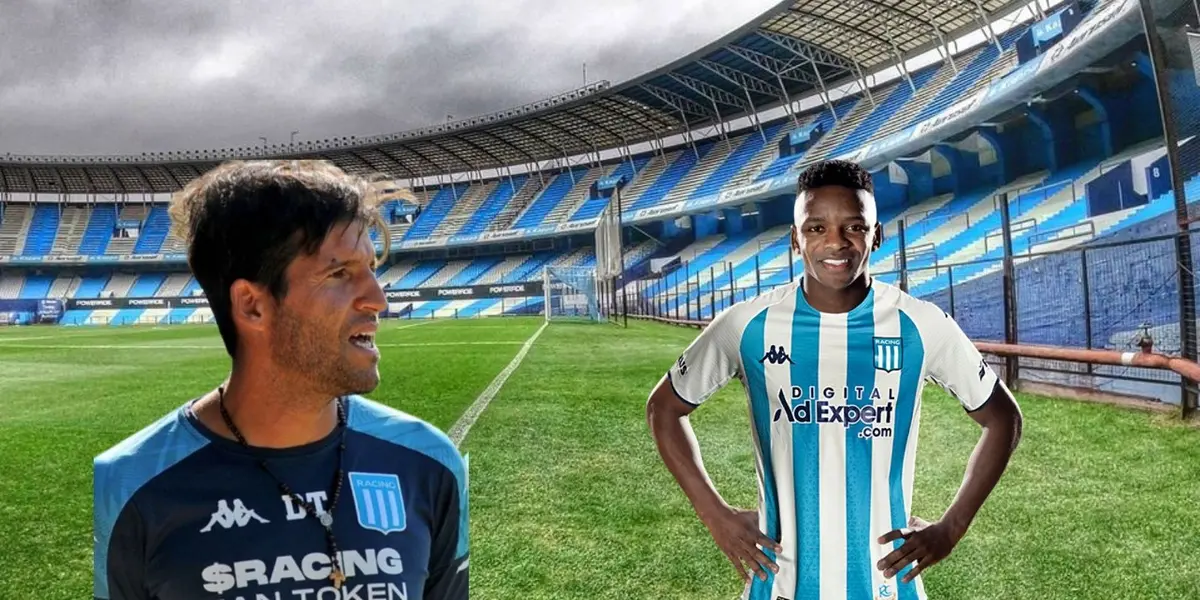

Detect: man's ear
872,223,884,252
790,224,801,254
228,279,273,335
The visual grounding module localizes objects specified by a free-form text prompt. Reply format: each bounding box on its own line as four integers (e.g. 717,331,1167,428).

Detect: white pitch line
448,321,548,446
0,340,528,350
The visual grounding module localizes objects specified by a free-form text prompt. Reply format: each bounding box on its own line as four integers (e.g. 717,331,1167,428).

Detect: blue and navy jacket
93,395,468,600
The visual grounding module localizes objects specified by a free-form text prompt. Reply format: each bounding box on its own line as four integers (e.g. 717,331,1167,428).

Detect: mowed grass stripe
0,317,538,599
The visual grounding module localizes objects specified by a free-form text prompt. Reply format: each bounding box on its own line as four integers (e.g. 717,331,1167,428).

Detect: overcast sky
1,0,782,157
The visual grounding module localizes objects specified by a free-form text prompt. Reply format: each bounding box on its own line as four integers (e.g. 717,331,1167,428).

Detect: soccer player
92,161,468,600
646,159,1023,600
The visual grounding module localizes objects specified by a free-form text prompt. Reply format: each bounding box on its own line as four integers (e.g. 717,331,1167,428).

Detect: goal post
543,265,602,323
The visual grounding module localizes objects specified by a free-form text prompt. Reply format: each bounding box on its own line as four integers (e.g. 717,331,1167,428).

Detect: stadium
2,0,1199,598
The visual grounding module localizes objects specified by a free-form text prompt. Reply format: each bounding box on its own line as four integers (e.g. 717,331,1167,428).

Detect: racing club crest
348,472,408,534
873,337,903,373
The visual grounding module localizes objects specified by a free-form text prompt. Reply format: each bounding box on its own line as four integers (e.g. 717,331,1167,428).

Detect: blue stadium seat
405,184,469,240
513,167,589,230
570,156,653,221
133,206,171,254
692,121,789,199
20,205,59,257
79,204,117,255
905,29,1025,128
459,175,530,236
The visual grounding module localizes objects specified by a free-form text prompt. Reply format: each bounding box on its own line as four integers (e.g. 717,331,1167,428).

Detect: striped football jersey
666,278,1002,600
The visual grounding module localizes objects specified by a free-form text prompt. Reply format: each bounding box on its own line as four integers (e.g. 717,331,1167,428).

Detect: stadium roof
1,0,1035,195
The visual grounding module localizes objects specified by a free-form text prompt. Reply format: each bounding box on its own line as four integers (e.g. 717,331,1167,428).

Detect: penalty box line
447,320,549,447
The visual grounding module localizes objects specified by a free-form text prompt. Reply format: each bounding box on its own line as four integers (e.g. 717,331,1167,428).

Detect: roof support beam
527,116,597,156
472,130,539,165
361,149,414,178
726,45,809,126
637,83,705,159
396,145,451,176
594,97,674,138
425,139,480,179
698,59,785,102
555,111,625,148
637,83,714,123
726,44,818,86
447,135,511,172
377,148,422,178
755,30,856,71
666,72,748,113
754,32,841,121
967,0,1004,53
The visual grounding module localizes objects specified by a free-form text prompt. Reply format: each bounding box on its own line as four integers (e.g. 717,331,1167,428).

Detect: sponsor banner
448,234,481,245
65,296,208,310
177,296,211,307
400,238,445,250
556,219,598,233
479,229,524,243
526,224,558,237
163,253,188,262
596,176,624,190
384,282,543,302
911,92,989,140
717,180,774,205
8,256,43,264
115,219,142,229
629,201,684,222
1032,12,1065,45
1036,0,1134,77
684,194,720,212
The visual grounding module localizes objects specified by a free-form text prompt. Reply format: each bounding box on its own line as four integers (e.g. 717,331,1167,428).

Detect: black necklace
217,386,349,589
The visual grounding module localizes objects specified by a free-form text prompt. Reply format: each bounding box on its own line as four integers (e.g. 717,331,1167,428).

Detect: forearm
942,416,1021,536
648,405,727,519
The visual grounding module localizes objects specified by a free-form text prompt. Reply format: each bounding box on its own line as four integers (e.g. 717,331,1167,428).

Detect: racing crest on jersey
873,337,903,372
349,472,408,534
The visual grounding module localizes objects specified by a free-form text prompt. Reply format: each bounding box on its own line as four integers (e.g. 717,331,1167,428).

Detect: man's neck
802,273,872,314
201,370,341,449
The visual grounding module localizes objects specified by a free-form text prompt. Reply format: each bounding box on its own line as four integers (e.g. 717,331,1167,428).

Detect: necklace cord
217,386,349,587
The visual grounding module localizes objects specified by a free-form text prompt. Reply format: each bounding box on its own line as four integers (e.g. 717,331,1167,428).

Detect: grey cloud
1,0,779,156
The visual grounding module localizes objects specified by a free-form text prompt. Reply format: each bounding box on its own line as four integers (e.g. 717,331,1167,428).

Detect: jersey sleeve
424,451,468,600
666,304,746,407
94,464,148,600
924,310,1001,412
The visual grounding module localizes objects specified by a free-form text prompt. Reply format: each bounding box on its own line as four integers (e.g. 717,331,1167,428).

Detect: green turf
0,317,1196,599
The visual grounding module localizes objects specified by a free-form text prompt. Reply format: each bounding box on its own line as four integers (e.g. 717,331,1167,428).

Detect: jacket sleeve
423,453,469,599
94,471,148,600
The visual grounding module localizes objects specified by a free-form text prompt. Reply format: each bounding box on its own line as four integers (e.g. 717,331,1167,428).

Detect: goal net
543,266,602,323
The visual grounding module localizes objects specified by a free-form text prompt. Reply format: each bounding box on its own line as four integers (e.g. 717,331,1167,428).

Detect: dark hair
797,159,873,195
169,160,391,358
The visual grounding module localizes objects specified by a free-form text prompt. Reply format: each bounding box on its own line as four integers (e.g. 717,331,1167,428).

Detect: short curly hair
796,159,873,195
169,160,391,358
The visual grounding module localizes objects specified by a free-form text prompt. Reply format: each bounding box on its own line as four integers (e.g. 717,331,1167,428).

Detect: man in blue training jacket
93,160,468,600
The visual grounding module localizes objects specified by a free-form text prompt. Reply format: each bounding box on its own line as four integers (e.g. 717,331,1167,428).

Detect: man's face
791,185,882,291
267,219,387,397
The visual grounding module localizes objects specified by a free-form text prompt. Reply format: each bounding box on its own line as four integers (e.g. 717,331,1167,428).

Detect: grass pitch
0,316,1197,599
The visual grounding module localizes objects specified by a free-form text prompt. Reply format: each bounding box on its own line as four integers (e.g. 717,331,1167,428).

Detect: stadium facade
2,0,1199,402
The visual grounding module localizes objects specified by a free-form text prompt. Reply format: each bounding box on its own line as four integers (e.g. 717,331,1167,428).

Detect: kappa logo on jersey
676,355,688,376
759,345,794,365
349,472,407,534
200,499,269,532
873,337,903,372
978,358,987,380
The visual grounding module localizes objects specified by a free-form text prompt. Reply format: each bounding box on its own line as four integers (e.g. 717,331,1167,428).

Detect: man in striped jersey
646,159,1023,600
